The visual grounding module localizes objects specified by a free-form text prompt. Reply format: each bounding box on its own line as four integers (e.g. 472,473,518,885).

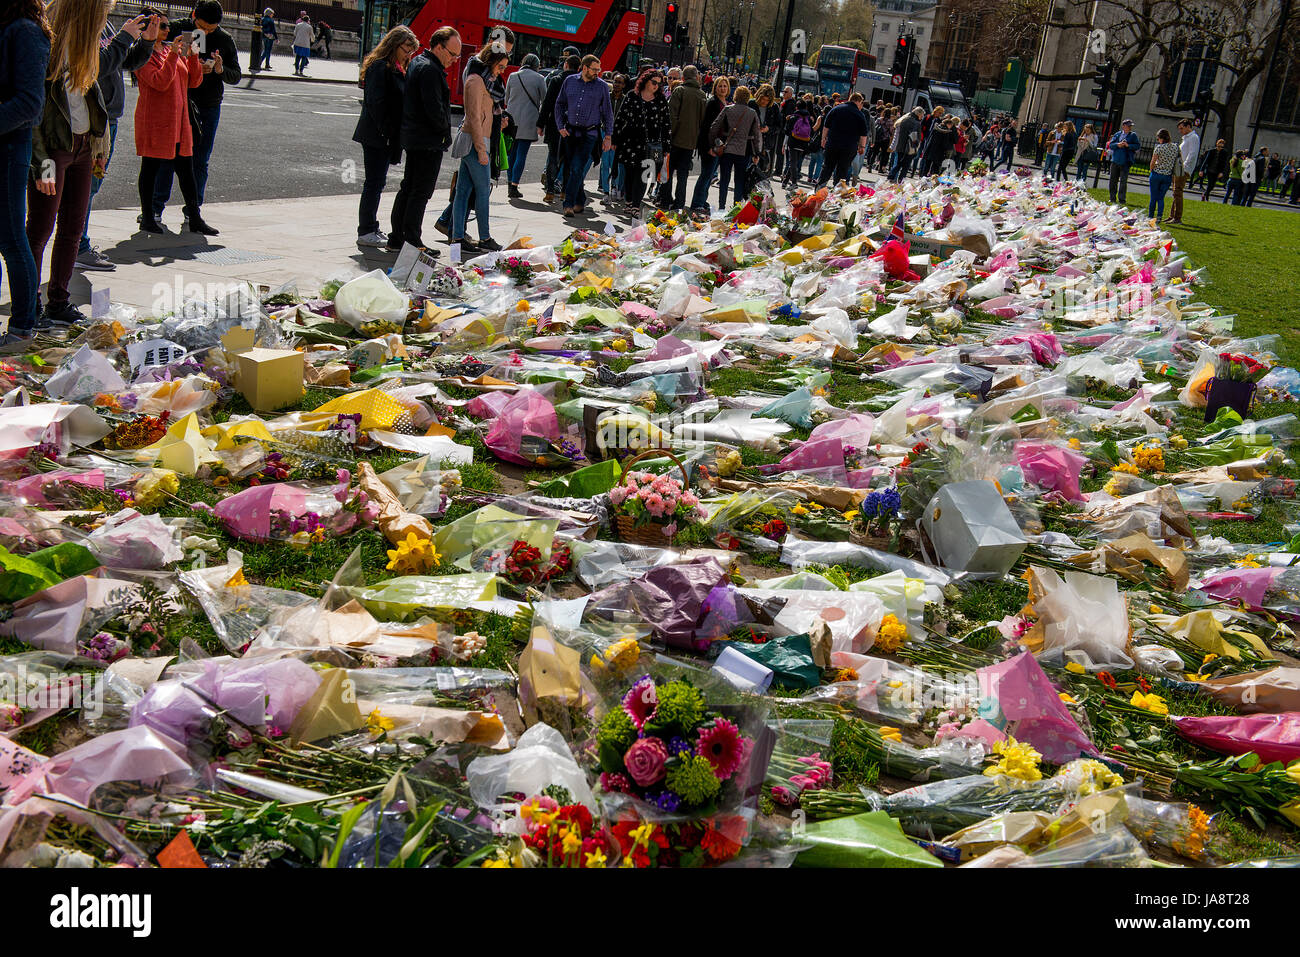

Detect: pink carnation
609,485,629,506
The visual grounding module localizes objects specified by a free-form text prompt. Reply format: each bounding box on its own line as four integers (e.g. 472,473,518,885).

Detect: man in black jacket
76,15,152,271
540,56,579,202
152,1,241,222
388,26,460,251
1200,139,1229,200
889,107,923,182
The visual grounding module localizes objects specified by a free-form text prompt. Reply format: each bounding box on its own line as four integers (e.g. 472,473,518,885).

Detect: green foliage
665,754,722,805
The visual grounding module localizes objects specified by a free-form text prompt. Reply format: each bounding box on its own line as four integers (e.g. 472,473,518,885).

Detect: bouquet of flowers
501,256,534,287
483,538,574,586
102,411,171,450
485,793,617,868
594,675,757,816
852,486,902,538
608,469,705,540
1216,353,1271,382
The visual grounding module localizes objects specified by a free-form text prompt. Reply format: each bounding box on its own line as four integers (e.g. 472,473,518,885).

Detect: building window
1259,60,1300,130
915,27,923,36
1157,41,1219,110
878,45,886,59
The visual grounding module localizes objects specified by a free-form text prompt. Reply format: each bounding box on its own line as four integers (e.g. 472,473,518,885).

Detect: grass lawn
1088,189,1300,366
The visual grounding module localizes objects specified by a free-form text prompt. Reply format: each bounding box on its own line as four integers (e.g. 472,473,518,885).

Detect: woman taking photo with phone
0,0,51,341
25,0,114,329
133,9,217,235
352,24,417,247
450,48,507,253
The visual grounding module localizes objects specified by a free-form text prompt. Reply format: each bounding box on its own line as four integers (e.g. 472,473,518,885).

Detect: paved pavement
2,180,660,325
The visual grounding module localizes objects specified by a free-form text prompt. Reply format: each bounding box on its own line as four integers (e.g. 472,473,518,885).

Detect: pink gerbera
695,717,745,780
622,676,658,730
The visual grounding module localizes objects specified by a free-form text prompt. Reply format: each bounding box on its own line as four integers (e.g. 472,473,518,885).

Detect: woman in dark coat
351,25,417,246
612,69,669,219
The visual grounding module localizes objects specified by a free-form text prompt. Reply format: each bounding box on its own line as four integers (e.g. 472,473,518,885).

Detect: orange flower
701,821,742,862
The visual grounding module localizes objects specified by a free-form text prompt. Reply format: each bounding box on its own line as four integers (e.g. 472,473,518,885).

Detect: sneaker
75,246,115,271
419,246,442,258
43,301,87,327
508,184,522,199
476,238,502,252
357,230,388,247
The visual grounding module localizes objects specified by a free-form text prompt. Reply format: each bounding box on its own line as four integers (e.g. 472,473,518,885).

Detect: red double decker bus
373,0,645,103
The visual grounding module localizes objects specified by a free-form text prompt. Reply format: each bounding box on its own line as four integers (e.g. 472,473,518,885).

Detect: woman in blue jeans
1147,128,1180,222
451,50,507,252
0,0,51,341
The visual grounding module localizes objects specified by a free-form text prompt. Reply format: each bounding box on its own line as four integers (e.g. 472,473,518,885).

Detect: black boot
139,215,165,233
188,215,219,236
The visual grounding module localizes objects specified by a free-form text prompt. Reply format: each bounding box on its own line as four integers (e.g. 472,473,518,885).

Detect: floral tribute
608,470,706,538
595,676,755,817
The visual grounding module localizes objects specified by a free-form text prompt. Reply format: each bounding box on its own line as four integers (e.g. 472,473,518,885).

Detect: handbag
450,127,472,158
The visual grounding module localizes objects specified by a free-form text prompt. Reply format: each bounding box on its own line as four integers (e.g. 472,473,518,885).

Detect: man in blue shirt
1106,118,1140,204
554,54,613,215
817,92,869,187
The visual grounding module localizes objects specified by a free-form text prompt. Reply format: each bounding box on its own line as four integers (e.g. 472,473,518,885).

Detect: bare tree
1152,0,1299,149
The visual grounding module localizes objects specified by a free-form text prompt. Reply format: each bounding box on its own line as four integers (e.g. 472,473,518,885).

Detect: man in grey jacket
76,15,153,271
663,65,706,211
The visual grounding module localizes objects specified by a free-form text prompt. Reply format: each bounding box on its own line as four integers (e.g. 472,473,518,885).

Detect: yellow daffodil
386,531,439,574
1170,434,1188,450
1065,661,1086,674
1059,692,1077,705
481,857,511,868
561,830,583,856
790,504,810,517
365,708,395,735
984,736,1044,782
842,510,860,521
1286,761,1300,786
1149,604,1165,614
808,501,825,511
1202,653,1219,665
610,338,629,353
225,568,250,588
1111,461,1140,476
1130,691,1170,716
515,299,531,312
585,848,608,868
879,726,903,743
1133,443,1165,472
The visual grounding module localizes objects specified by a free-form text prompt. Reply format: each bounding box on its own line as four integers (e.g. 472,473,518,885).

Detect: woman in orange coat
132,10,216,234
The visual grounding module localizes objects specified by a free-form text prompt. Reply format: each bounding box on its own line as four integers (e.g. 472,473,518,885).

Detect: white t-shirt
1180,130,1200,174
66,79,90,135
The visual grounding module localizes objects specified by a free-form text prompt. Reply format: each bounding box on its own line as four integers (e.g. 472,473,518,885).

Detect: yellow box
237,348,304,412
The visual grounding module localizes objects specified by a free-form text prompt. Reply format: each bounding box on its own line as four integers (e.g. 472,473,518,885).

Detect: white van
854,71,972,121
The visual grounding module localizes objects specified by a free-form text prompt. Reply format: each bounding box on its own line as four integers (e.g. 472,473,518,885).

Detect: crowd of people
251,8,330,75
1,0,238,345
8,9,1300,342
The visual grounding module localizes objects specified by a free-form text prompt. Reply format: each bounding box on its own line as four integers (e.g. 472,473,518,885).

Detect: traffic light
664,3,678,45
675,23,687,49
891,36,910,82
1091,60,1114,106
1195,86,1212,124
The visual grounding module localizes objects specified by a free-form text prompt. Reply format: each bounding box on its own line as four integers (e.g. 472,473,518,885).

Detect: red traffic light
899,37,908,47
666,3,676,11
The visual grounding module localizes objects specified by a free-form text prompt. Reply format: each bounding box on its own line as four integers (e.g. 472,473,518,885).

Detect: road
95,78,553,213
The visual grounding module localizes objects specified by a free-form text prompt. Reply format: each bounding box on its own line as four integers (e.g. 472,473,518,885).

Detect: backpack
791,113,812,142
